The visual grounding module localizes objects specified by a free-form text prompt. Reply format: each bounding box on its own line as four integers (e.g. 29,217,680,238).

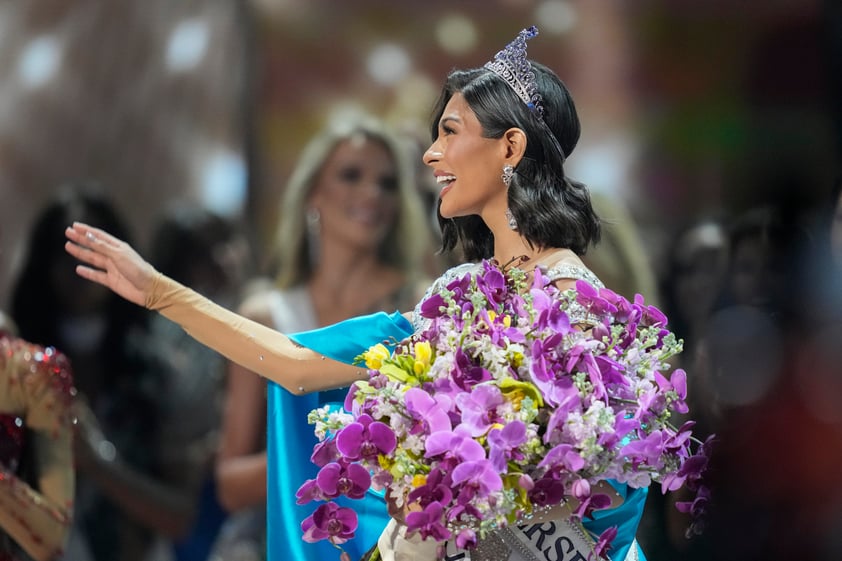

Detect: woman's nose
423,142,442,166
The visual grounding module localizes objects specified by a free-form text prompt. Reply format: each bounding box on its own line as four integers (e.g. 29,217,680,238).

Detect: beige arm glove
145,272,367,395
0,339,74,561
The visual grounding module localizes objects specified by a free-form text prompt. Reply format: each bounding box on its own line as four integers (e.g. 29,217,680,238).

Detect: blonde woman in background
209,112,432,561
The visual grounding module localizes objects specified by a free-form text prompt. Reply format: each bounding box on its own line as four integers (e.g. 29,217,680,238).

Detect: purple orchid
574,280,618,316
405,388,452,435
570,484,613,519
408,469,453,508
295,478,324,505
528,474,566,507
655,369,689,414
335,414,396,461
455,384,504,436
539,443,585,472
424,426,485,461
405,501,450,541
310,438,340,468
301,502,358,544
676,483,711,537
488,420,527,471
315,461,371,499
476,264,508,306
451,348,493,390
451,458,503,498
620,430,667,465
454,527,478,550
420,292,448,319
635,293,668,326
592,526,618,560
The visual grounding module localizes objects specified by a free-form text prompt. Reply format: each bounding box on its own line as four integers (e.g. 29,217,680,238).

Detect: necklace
494,248,570,272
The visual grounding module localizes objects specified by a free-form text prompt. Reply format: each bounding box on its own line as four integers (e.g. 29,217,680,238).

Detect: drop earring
306,208,321,265
505,208,518,231
501,163,514,187
502,164,517,230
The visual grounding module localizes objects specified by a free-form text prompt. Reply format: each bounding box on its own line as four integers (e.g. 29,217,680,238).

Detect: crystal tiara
483,25,544,118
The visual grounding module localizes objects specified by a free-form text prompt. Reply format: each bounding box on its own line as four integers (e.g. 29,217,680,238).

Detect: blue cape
267,312,411,561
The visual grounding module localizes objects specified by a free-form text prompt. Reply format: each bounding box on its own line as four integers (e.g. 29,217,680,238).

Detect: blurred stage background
0,0,838,306
1,2,841,560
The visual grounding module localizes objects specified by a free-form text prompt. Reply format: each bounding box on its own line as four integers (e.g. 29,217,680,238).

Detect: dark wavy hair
10,186,161,472
11,187,145,359
431,61,600,261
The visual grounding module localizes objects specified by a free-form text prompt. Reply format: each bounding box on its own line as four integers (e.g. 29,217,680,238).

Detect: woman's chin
438,203,461,220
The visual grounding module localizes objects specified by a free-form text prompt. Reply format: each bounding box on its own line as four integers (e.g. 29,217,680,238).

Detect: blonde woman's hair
274,113,430,288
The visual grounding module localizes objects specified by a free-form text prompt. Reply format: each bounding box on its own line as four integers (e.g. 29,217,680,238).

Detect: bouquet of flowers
296,260,711,553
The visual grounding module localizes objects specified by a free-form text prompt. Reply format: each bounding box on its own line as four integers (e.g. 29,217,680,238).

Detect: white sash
441,518,603,561
376,517,632,561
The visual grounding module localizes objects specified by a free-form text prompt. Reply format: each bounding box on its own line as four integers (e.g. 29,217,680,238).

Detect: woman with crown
62,27,679,561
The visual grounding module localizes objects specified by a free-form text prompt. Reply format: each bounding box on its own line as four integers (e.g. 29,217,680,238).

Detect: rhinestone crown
483,26,544,118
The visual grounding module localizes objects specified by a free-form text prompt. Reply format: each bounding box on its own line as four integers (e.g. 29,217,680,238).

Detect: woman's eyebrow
439,115,460,127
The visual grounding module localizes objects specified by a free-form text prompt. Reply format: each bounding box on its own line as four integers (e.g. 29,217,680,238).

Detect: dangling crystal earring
306,208,321,265
502,164,517,230
501,163,514,187
505,208,518,231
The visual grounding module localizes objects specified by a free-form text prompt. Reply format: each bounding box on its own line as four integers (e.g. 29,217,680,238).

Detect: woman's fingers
65,221,152,307
74,263,111,287
65,238,98,264
74,222,123,250
66,223,118,254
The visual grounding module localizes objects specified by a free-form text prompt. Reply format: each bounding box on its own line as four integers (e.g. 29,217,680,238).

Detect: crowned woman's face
424,93,508,222
308,135,399,255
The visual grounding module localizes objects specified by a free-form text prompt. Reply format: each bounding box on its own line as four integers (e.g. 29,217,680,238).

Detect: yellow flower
381,364,417,384
488,310,512,328
412,474,427,488
364,343,391,370
508,349,524,369
500,378,544,408
378,455,395,471
413,341,432,375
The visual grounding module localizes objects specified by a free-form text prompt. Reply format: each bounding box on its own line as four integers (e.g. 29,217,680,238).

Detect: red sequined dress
0,336,75,561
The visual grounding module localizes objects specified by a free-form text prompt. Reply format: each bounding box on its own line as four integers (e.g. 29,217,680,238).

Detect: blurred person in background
658,218,730,355
209,113,431,561
146,206,255,561
689,206,794,428
637,216,729,560
830,178,842,267
583,192,661,307
664,197,835,561
11,187,202,561
0,312,75,561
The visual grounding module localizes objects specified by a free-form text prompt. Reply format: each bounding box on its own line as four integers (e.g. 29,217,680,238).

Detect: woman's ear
502,127,527,166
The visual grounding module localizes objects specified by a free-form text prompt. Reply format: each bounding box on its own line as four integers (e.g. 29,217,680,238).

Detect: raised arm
64,222,366,395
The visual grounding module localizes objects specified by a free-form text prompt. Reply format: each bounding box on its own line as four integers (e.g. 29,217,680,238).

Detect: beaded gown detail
0,336,75,561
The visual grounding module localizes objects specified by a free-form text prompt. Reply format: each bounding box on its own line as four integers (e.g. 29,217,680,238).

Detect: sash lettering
443,540,469,561
441,518,603,561
511,520,597,561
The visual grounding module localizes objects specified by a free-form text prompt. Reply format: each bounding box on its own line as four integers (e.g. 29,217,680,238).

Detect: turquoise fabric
267,310,647,561
266,312,412,561
584,482,648,561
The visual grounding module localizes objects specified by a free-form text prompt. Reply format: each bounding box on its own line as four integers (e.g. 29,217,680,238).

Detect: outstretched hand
64,222,158,308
